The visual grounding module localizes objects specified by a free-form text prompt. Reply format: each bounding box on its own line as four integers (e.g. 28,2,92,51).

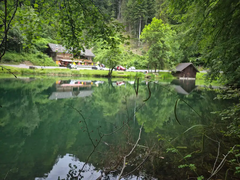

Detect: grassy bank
2,52,57,66
0,66,144,78
0,65,213,82
0,68,223,87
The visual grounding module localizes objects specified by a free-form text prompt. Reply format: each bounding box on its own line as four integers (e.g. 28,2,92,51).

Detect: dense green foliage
2,51,56,66
141,17,182,70
0,0,125,66
1,0,240,84
92,0,240,86
163,0,240,85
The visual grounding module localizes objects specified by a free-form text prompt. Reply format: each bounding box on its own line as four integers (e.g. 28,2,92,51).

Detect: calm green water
0,78,232,179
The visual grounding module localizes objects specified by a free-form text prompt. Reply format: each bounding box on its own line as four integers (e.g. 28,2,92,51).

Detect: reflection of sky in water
35,154,101,180
35,154,147,180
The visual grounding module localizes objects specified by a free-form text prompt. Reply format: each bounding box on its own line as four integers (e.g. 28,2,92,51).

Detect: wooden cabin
47,43,95,66
172,63,199,79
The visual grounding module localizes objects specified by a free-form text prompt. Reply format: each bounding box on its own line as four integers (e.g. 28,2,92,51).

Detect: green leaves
166,147,178,153
178,164,196,171
34,4,38,8
184,154,191,159
165,0,240,85
141,17,182,69
56,0,126,53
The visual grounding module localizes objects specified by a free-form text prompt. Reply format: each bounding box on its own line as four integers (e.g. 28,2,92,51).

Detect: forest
1,0,240,179
0,0,239,86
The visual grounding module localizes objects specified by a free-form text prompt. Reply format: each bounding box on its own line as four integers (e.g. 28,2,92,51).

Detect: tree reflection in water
0,78,236,180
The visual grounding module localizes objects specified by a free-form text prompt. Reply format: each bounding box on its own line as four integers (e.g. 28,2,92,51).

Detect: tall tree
122,0,155,43
94,42,125,77
0,0,19,61
141,17,182,71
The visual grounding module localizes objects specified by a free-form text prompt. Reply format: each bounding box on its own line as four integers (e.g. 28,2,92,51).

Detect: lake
0,77,236,179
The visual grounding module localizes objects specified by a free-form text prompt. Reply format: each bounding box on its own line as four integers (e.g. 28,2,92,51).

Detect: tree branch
0,0,19,61
118,123,144,179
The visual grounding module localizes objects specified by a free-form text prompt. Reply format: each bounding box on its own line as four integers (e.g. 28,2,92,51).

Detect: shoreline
0,65,174,79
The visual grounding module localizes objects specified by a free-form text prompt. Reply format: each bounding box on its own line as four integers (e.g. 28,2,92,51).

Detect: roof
60,59,82,62
77,90,93,97
175,63,199,72
48,43,95,57
49,90,93,100
174,85,189,95
49,92,73,100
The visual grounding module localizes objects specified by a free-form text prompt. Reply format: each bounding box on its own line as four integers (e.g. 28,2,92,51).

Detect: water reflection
171,79,196,95
49,80,104,100
36,153,148,180
0,78,233,179
36,154,101,180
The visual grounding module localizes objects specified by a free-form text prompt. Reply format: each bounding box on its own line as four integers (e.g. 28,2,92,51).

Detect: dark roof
48,43,95,57
175,63,199,72
174,85,189,95
49,92,73,100
49,90,93,100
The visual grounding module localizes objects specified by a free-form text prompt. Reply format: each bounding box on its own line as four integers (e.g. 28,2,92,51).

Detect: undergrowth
2,51,57,66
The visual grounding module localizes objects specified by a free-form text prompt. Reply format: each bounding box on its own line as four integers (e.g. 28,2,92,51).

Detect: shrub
2,52,25,63
2,51,57,66
23,52,56,66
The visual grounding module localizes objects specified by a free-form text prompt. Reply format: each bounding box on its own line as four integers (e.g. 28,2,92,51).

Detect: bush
2,52,25,63
24,52,57,66
32,38,57,53
158,72,174,79
2,51,57,66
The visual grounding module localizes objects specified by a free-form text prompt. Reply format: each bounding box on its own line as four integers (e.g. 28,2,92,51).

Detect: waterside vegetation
0,65,212,81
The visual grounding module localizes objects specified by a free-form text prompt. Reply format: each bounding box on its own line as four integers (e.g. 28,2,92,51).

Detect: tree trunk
117,0,122,20
138,17,141,46
129,22,131,33
108,67,115,77
108,77,114,88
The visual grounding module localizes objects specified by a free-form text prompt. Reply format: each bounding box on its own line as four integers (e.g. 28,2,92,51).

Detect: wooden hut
172,63,199,79
47,43,95,66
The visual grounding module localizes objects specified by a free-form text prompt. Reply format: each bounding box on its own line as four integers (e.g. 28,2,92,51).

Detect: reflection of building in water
171,79,196,95
49,80,99,100
49,91,93,100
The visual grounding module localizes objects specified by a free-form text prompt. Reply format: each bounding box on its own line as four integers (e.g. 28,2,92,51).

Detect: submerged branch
72,106,96,147
134,78,139,96
174,99,181,125
205,135,236,180
207,145,236,180
122,144,155,178
118,123,144,179
143,81,151,102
